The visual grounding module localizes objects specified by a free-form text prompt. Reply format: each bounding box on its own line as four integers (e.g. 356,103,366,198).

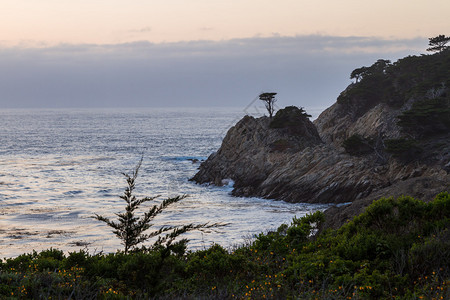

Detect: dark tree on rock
350,66,369,82
371,59,391,73
350,60,391,83
259,92,277,118
427,35,450,53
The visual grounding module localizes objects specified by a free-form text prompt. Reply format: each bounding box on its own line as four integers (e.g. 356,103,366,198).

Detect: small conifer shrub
94,158,219,254
342,134,373,155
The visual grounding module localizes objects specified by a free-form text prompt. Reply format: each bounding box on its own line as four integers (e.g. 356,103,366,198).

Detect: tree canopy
349,59,391,83
427,34,450,53
259,92,277,118
350,67,368,82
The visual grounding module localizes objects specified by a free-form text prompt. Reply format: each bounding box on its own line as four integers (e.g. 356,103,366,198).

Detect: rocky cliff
191,50,450,227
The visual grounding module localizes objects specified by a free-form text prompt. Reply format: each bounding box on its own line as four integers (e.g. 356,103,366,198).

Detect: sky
1,0,449,110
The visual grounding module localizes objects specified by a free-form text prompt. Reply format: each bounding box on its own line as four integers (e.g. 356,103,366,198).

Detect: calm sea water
0,107,328,258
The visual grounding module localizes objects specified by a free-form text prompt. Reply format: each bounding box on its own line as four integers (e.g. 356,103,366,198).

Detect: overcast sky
1,1,448,111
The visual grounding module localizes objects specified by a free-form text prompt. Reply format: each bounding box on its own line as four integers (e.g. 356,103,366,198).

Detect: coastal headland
192,50,450,229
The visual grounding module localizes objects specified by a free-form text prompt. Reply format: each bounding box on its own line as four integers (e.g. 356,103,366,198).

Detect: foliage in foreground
1,192,449,299
93,158,217,254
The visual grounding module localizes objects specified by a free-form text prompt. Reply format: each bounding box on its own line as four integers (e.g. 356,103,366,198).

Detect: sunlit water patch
0,107,328,258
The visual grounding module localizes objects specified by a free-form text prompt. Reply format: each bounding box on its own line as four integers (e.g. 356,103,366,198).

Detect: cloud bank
0,35,426,110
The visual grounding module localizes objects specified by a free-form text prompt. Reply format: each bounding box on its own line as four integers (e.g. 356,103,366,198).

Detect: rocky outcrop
314,101,404,148
191,111,325,199
192,107,449,204
191,51,450,228
322,174,450,230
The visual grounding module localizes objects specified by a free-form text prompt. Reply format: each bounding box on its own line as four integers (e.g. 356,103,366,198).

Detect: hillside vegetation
2,41,450,299
193,48,450,208
338,49,450,161
0,193,449,299
338,50,450,119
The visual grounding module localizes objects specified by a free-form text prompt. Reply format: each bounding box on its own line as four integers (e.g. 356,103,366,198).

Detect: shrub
409,228,450,278
63,250,89,269
343,134,373,155
269,106,311,130
1,193,448,299
397,96,450,137
94,158,219,254
384,138,422,161
339,49,450,120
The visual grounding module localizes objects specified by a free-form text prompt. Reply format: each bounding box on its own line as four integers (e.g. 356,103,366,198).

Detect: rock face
191,109,324,198
192,106,449,204
314,101,404,147
191,51,450,227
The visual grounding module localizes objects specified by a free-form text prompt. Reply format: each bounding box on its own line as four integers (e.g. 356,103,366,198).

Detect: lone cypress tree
259,92,277,118
94,158,218,253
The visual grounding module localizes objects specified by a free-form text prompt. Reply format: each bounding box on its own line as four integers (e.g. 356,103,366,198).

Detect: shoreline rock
191,52,450,228
191,106,449,205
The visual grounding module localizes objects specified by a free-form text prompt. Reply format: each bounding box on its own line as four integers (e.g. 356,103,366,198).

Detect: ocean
0,107,328,257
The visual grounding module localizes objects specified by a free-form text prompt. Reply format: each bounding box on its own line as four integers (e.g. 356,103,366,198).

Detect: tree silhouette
350,60,391,83
259,92,277,118
350,67,368,83
427,35,450,53
94,158,219,253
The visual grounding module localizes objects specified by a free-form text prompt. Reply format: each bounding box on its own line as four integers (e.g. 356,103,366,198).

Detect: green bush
269,106,311,131
338,60,396,117
63,250,89,269
343,134,373,155
385,138,422,161
94,158,219,254
397,96,450,137
409,228,450,277
0,193,448,299
339,49,450,119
